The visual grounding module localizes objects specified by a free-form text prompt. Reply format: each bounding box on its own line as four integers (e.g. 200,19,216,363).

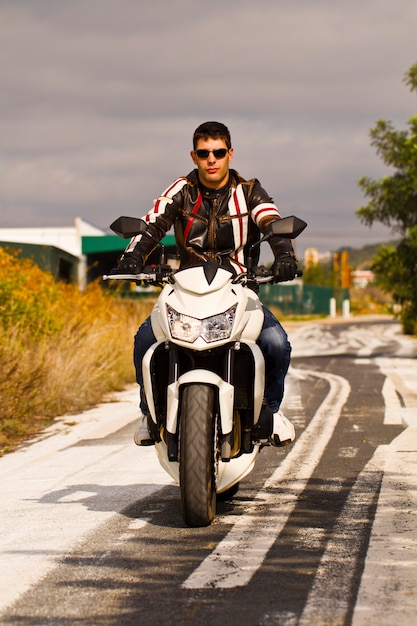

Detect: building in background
351,270,375,288
0,217,175,288
304,247,320,268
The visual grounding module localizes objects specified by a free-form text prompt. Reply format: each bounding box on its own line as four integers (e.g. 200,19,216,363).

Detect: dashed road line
182,368,350,589
298,446,387,626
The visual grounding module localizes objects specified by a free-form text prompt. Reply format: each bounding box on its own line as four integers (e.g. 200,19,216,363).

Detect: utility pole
333,251,352,288
341,251,352,288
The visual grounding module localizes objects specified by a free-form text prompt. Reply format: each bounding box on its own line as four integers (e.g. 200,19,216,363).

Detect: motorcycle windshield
174,265,232,295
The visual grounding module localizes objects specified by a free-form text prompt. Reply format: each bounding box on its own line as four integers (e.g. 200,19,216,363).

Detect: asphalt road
0,316,416,625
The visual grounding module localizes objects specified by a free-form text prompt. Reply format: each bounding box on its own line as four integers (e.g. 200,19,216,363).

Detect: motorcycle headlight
167,305,237,343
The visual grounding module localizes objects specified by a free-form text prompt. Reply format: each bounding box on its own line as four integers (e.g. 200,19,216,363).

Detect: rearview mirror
109,216,147,239
266,216,307,239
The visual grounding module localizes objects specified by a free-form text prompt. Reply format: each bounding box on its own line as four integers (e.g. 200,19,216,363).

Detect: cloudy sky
1,0,416,255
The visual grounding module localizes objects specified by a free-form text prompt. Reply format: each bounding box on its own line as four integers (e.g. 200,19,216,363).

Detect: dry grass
0,247,155,454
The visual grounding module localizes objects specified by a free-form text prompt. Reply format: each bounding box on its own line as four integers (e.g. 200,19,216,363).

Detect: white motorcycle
104,215,306,527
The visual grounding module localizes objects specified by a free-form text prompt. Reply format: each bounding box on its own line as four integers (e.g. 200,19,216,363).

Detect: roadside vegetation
356,61,417,334
302,57,417,333
301,249,393,317
0,247,154,455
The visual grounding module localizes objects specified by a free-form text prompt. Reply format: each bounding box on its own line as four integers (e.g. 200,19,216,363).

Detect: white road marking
182,368,350,589
0,391,172,613
288,320,417,360
381,377,404,425
376,357,417,426
352,429,417,626
299,350,417,626
260,610,298,625
298,446,387,626
338,446,358,458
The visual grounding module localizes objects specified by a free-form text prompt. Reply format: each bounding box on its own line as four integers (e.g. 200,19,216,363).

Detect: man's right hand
111,253,143,275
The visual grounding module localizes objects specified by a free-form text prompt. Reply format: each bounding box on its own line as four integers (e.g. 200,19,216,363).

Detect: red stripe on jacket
183,192,203,242
232,190,244,262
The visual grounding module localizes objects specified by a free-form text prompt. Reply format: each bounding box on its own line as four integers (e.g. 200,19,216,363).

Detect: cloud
1,0,416,253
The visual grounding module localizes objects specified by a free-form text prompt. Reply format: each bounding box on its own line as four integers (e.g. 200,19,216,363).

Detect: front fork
143,341,265,461
164,343,240,462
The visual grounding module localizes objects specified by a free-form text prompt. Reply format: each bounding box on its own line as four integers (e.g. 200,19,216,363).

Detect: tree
356,62,417,334
302,260,334,287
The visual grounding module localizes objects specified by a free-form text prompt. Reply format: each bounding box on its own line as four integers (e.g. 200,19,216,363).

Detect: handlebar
103,272,160,282
103,266,303,285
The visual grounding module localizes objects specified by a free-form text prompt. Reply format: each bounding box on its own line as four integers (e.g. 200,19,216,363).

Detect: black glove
271,254,298,283
253,265,270,278
111,253,143,275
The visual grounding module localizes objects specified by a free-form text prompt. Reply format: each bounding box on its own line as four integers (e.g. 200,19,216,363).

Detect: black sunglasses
195,148,229,159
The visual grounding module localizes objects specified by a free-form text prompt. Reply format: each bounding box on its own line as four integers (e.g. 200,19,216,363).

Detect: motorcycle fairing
174,263,232,292
151,266,264,348
154,439,260,494
142,340,265,434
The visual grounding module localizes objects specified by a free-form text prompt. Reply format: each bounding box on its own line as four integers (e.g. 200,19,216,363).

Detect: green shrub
0,248,154,454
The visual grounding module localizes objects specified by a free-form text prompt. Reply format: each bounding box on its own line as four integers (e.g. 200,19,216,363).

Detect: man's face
191,137,233,189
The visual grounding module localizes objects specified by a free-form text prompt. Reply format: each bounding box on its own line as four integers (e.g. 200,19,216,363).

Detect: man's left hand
271,255,298,282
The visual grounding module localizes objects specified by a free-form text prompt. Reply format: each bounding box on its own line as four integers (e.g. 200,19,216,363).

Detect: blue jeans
134,306,291,414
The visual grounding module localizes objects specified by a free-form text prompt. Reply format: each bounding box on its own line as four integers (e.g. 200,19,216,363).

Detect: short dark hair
193,121,231,150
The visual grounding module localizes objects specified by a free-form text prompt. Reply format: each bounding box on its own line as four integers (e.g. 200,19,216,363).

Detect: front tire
180,384,216,527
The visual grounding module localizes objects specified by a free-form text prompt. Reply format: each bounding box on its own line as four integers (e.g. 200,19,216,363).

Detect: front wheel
180,384,216,527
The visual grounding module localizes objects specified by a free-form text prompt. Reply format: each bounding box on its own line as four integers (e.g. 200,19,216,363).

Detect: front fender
166,370,234,436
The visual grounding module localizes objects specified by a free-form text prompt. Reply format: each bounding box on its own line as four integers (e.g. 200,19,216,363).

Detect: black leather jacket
124,169,295,273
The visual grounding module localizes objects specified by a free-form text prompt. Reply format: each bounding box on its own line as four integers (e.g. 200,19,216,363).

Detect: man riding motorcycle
113,121,299,447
